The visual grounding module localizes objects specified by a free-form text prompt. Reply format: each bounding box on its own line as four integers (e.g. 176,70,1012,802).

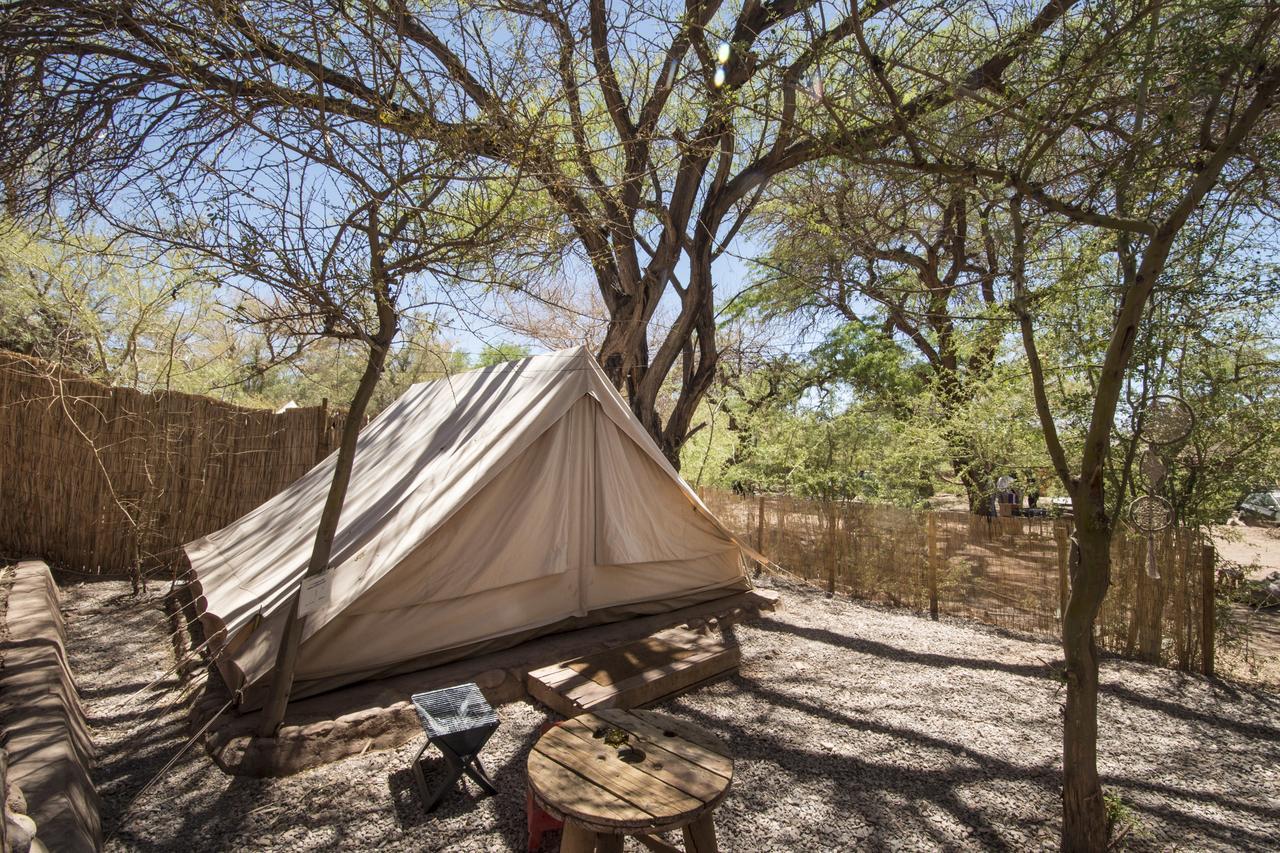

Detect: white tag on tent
299,574,332,619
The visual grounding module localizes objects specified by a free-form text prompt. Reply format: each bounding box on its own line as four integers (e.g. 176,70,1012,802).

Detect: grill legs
412,737,498,812
464,755,498,796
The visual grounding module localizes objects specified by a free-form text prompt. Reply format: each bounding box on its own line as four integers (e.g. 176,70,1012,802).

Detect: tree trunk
1060,523,1111,851
256,338,390,735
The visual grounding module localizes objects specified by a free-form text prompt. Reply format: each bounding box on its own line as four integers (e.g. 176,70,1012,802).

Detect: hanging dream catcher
1136,395,1195,446
1127,395,1193,579
1129,494,1173,581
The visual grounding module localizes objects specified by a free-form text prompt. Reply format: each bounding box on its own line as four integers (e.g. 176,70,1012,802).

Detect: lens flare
716,41,731,65
713,66,727,88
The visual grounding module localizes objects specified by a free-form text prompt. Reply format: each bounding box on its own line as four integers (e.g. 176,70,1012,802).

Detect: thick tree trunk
951,455,990,514
1060,518,1111,850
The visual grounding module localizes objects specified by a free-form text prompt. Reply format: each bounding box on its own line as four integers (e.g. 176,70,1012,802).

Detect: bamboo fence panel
700,487,1212,673
0,352,346,576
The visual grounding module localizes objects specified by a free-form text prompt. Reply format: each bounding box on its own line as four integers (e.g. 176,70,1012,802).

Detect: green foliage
809,323,927,406
474,342,532,368
1103,791,1151,848
682,374,950,506
0,221,468,413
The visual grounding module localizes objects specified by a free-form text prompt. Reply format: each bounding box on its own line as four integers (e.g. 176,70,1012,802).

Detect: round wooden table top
527,708,733,833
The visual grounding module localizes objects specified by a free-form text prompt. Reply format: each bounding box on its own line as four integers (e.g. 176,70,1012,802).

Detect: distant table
527,709,732,853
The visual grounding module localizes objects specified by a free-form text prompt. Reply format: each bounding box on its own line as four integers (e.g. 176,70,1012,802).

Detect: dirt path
59,576,1280,852
1211,524,1280,580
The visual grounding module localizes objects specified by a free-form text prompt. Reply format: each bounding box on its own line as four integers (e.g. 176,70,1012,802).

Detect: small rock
7,812,37,853
6,780,26,816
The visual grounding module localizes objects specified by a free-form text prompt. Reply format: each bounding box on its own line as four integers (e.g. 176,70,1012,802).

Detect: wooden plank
527,750,654,825
528,673,579,717
530,663,586,689
534,733,704,818
558,716,729,803
636,835,683,853
683,814,719,853
529,628,719,690
647,664,739,706
528,630,740,718
563,645,734,708
527,661,567,680
556,632,732,700
749,588,783,611
584,711,732,777
560,820,600,853
567,637,700,686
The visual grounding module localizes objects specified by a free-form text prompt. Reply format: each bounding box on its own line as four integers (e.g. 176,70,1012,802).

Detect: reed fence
700,488,1216,675
0,352,346,577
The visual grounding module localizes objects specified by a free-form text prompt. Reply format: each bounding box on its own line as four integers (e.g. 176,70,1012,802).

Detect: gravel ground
58,575,1280,852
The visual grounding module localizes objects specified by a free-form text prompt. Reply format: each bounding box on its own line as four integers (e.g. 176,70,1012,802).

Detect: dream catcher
1129,494,1173,580
1137,396,1195,448
1127,395,1194,579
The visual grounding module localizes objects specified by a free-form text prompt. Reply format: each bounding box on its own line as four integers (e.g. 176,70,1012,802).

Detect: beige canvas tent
185,346,750,706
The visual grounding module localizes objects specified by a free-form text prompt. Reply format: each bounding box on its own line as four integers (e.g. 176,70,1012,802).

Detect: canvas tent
185,346,750,706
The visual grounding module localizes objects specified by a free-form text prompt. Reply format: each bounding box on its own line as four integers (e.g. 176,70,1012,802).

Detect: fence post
776,503,786,564
756,493,766,553
825,503,837,598
927,513,939,620
1054,524,1069,620
1137,535,1166,664
315,397,330,464
1,747,8,853
1201,543,1216,677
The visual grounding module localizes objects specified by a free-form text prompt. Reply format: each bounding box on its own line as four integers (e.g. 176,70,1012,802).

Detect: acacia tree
731,0,1280,845
962,13,1274,845
744,165,1010,508
0,0,1079,464
895,3,1280,846
146,123,517,733
1,2,520,731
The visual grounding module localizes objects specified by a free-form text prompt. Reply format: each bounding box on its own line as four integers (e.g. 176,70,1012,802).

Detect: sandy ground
1208,524,1280,687
59,576,1279,853
1211,524,1280,580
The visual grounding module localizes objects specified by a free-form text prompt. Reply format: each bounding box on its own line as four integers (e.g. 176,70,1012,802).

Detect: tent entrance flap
593,404,738,566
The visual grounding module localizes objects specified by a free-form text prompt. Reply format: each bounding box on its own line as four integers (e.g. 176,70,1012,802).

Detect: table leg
681,814,718,853
595,835,623,853
559,819,598,853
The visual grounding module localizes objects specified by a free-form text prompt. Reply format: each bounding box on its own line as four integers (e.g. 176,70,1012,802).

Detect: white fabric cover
184,347,749,701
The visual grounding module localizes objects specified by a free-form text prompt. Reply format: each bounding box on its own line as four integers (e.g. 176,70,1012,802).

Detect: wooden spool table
527,709,732,853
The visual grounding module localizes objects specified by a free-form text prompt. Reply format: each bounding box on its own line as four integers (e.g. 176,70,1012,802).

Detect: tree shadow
750,616,1055,679
753,617,1280,741
658,645,1278,850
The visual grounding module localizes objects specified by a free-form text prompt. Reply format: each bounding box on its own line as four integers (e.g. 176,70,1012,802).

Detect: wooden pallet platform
527,626,740,718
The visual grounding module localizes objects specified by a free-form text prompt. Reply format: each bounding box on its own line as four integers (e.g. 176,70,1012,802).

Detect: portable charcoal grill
410,683,500,812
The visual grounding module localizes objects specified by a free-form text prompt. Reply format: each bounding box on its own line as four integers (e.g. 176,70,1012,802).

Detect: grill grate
411,683,498,738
